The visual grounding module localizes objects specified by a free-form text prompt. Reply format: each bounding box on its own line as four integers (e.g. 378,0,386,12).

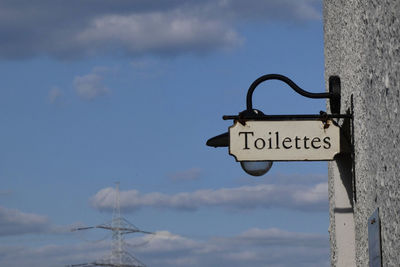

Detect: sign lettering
229,120,340,161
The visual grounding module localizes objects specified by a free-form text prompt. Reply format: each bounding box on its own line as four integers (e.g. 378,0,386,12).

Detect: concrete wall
324,1,400,266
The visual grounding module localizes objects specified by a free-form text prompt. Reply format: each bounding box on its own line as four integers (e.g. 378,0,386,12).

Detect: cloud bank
0,206,50,236
0,0,321,59
91,182,328,213
0,228,329,267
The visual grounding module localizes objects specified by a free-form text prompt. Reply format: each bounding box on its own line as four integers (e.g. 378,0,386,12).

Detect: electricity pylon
68,182,152,267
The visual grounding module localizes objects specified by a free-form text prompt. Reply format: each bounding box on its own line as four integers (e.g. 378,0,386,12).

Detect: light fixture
240,161,273,176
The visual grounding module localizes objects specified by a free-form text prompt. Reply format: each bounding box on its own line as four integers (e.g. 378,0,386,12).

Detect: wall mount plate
368,208,382,267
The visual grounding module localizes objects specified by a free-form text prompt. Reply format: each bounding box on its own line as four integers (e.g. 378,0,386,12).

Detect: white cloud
168,168,202,182
75,13,241,56
91,182,328,212
234,227,328,247
48,86,64,104
0,205,75,237
0,228,328,267
132,228,329,266
0,0,321,60
0,206,50,236
73,70,109,100
293,182,328,204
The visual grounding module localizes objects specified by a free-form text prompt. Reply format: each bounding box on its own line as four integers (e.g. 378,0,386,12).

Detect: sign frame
228,119,341,162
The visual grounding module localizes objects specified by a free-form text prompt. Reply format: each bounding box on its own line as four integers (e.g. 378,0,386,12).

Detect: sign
229,120,340,161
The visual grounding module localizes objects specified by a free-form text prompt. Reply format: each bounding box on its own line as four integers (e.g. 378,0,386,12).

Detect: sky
0,1,330,266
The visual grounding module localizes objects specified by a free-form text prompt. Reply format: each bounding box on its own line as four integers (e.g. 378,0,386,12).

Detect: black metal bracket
245,74,341,114
223,113,352,121
206,74,349,148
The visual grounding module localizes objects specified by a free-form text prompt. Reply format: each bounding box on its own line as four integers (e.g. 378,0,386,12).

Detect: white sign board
229,120,340,161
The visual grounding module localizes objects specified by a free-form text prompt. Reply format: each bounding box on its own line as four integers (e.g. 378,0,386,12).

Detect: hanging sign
229,120,340,161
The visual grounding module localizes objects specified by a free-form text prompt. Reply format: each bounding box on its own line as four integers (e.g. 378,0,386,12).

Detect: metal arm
246,74,340,112
206,74,344,148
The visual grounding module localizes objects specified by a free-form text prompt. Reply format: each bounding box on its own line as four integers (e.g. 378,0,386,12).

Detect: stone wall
324,1,400,266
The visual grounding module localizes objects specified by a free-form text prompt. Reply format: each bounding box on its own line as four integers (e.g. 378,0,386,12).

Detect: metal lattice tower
68,182,152,267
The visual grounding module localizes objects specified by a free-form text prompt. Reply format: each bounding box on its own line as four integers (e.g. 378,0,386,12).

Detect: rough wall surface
324,0,400,266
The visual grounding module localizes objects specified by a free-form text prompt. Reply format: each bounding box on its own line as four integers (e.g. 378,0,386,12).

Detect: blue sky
0,1,330,266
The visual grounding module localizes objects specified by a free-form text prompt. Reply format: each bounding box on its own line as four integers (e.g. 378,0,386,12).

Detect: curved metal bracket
206,74,344,148
246,74,341,114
